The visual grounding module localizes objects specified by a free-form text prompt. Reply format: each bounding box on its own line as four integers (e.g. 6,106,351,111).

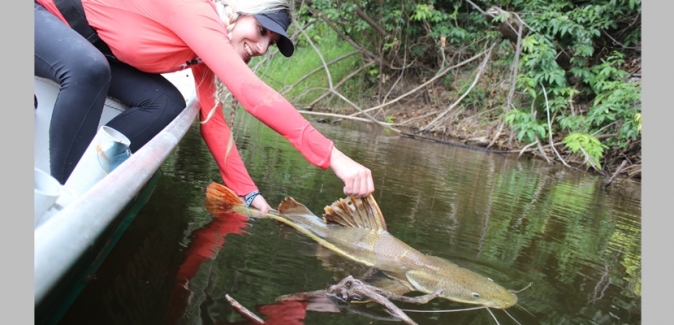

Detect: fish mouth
486,295,518,309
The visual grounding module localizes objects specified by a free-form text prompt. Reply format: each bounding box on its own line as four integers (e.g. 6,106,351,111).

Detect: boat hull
35,170,161,325
33,76,200,324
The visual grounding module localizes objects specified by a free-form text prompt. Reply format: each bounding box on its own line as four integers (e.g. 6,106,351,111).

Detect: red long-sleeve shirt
37,0,334,196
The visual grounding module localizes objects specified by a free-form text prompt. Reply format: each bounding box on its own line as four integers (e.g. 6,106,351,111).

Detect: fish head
438,277,518,309
405,265,518,309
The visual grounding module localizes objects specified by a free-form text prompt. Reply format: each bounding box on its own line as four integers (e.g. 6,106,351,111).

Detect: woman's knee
155,90,187,124
142,80,186,117
67,56,111,89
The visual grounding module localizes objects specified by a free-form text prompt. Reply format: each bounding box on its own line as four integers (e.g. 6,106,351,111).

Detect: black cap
253,11,294,57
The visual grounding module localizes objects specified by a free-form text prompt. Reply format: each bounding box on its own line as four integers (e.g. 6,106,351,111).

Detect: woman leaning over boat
34,0,375,213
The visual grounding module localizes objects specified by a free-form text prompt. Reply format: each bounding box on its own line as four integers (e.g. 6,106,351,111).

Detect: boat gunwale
34,96,200,304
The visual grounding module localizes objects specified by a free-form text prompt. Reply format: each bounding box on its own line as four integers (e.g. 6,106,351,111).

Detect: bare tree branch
353,3,387,37
540,82,570,167
603,160,628,190
294,16,399,132
305,60,376,108
349,47,490,118
488,19,524,149
534,135,552,164
281,50,360,95
306,4,395,69
420,42,496,132
297,110,389,125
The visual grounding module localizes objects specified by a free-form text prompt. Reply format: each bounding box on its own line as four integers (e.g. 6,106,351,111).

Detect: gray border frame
11,1,663,323
642,1,670,324
3,1,34,323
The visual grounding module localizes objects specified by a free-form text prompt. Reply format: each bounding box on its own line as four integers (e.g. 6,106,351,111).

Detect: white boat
33,76,199,323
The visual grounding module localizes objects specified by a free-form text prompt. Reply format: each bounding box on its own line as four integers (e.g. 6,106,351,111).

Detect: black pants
34,2,186,184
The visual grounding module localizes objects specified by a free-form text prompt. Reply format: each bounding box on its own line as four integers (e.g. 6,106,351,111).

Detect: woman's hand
329,147,375,198
249,194,272,214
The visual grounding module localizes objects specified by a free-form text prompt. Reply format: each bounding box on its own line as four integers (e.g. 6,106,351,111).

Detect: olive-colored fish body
205,183,517,309
273,195,517,309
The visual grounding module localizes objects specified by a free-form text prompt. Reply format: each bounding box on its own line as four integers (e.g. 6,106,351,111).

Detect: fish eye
472,292,481,298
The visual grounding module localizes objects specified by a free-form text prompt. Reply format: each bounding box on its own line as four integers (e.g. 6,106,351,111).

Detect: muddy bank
314,95,641,185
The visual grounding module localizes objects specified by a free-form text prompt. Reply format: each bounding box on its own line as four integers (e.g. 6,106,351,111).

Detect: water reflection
59,112,641,325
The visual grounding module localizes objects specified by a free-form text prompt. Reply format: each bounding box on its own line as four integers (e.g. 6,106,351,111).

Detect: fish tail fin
205,182,245,214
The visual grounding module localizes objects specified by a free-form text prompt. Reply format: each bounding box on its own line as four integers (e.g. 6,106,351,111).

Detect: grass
251,28,373,109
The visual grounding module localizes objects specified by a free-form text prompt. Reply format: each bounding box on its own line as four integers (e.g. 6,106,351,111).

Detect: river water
58,109,641,325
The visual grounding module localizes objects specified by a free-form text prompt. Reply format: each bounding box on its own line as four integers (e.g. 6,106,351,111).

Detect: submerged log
326,275,442,325
225,294,265,324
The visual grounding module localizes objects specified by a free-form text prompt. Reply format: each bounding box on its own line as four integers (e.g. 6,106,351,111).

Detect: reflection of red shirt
37,0,334,196
254,300,308,325
165,211,308,324
165,211,248,324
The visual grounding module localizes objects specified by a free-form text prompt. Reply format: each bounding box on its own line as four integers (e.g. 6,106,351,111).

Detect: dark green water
59,111,641,325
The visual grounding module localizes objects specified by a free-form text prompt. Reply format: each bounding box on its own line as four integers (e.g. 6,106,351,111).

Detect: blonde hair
200,0,293,174
204,0,293,126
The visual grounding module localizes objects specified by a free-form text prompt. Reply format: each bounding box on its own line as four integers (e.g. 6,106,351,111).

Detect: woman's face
230,15,281,64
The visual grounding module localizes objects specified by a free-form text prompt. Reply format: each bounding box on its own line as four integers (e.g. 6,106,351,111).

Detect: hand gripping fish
205,183,517,309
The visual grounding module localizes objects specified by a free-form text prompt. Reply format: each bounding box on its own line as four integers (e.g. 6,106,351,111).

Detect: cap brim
254,14,294,57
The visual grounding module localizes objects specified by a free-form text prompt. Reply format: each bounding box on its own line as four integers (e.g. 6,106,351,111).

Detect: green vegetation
252,0,641,176
251,27,372,109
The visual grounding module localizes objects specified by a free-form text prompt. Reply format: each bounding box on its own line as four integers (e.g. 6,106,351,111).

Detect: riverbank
162,68,640,185
328,93,641,184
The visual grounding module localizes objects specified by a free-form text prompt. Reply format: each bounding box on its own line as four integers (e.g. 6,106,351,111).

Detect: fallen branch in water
518,140,540,160
400,131,513,154
534,135,552,165
326,275,442,325
225,294,265,324
603,160,628,191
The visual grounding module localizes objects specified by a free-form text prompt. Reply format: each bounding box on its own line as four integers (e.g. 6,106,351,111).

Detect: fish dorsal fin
321,195,387,232
277,197,315,215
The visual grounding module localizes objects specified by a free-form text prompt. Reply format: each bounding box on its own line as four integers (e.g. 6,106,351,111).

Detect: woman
34,0,375,213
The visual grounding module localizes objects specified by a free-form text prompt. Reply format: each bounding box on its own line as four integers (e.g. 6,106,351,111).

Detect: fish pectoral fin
369,275,414,296
405,270,443,294
322,195,387,231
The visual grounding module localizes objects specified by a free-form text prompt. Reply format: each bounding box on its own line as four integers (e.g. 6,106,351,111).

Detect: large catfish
205,183,517,309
